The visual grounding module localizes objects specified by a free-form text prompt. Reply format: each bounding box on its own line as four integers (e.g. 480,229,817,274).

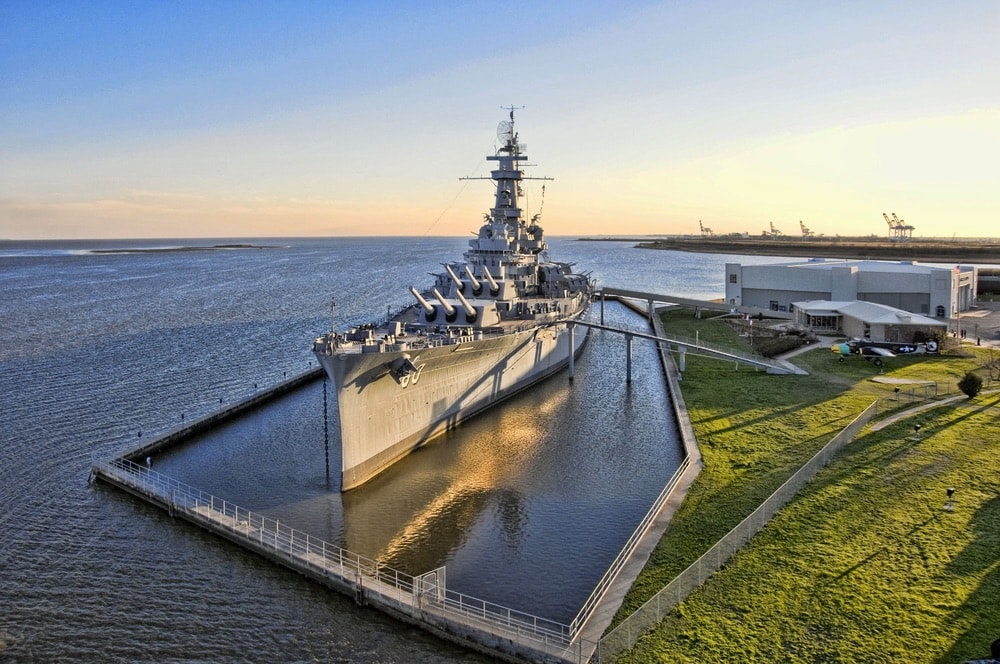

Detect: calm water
0,237,787,662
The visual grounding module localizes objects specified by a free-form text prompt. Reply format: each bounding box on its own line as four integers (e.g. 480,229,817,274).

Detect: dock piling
568,324,575,380
626,333,633,383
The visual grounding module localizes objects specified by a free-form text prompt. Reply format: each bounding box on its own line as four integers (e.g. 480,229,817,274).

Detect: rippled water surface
0,237,785,661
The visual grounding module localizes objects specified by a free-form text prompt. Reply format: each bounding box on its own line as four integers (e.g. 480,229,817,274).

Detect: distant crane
799,220,814,238
699,220,713,236
893,213,915,239
883,212,915,241
768,221,782,238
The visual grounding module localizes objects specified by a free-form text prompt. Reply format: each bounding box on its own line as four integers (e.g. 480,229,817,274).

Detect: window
936,305,945,317
729,274,738,283
809,315,838,330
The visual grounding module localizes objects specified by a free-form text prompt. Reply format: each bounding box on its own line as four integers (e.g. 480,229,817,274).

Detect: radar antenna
499,104,525,139
497,120,513,143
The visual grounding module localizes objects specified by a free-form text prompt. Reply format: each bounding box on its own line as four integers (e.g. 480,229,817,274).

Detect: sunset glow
3,2,998,239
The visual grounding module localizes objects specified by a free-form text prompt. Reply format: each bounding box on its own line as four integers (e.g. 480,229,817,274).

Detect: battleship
314,110,595,491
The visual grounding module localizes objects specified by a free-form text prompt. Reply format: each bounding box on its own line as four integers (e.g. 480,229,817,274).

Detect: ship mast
460,107,553,231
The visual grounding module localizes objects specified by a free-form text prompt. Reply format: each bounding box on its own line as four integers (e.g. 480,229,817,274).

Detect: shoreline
579,236,1000,264
90,243,280,254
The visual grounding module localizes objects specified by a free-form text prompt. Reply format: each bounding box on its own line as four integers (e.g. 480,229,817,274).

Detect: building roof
758,258,971,274
793,299,947,327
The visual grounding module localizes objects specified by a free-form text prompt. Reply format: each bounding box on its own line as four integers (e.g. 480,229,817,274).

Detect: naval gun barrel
482,265,500,294
453,287,478,322
463,264,483,295
445,264,465,294
432,288,458,322
410,287,436,315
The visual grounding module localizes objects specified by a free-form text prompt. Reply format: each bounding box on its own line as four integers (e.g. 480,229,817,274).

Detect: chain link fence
597,400,879,661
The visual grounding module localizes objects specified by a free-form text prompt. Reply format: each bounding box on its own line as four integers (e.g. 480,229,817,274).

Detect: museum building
724,259,977,318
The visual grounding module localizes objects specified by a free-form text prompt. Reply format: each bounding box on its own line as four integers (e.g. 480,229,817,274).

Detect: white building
792,300,947,342
725,259,977,318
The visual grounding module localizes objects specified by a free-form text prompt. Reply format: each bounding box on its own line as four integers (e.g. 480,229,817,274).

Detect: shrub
958,371,983,399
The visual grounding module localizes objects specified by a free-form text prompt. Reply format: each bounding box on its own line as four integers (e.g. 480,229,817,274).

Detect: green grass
611,309,1000,662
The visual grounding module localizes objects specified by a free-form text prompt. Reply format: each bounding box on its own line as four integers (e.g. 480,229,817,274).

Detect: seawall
121,367,324,463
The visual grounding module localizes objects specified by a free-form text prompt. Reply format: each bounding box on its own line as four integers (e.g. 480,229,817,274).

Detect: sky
2,1,999,240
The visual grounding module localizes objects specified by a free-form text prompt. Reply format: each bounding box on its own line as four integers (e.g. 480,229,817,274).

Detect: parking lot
956,305,1000,348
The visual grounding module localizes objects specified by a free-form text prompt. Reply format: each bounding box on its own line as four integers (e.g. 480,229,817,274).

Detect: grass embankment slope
614,310,999,663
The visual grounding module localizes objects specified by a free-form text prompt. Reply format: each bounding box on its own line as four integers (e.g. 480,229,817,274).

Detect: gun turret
482,265,500,295
432,288,458,322
463,263,483,295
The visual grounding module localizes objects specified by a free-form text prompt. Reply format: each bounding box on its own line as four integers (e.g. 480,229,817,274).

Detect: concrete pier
92,457,591,663
120,367,323,463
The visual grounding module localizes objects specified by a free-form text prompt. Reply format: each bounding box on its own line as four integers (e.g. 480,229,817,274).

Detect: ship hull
318,320,589,491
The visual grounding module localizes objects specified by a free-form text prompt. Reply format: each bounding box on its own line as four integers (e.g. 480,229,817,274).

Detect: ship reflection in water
153,300,680,621
342,395,551,574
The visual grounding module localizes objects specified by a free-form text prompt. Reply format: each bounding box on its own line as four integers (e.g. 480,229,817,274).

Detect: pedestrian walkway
868,389,1000,432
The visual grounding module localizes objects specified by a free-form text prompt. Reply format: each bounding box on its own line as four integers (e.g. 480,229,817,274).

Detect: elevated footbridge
599,287,794,321
571,289,806,376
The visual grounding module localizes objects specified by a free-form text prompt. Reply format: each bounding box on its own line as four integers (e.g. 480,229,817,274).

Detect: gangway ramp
600,287,794,320
576,320,805,375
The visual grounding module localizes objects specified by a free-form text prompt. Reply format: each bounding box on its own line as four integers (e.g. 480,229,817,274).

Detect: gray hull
319,321,588,491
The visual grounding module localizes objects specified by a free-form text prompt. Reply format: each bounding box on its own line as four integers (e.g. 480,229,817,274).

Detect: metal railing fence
569,457,691,637
597,400,879,660
656,331,766,365
92,458,579,657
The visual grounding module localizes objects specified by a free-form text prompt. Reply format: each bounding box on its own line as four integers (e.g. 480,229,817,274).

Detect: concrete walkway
868,388,1000,432
777,335,839,360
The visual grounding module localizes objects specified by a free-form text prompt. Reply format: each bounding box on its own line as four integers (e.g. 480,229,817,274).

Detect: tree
958,371,983,399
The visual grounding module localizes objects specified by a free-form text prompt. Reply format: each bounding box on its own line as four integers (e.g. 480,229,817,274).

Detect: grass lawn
611,309,1000,662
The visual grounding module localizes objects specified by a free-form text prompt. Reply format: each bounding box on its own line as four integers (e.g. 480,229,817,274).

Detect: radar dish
497,120,513,142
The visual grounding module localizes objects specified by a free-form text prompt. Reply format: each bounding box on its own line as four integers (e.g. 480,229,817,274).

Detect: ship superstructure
314,110,593,490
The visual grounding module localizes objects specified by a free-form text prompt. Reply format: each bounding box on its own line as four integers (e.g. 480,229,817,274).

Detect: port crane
767,221,782,238
699,220,713,236
882,212,915,241
799,220,814,238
